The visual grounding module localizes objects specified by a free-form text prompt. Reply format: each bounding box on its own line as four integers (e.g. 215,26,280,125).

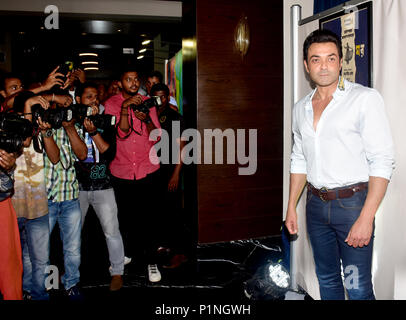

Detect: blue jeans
18,214,50,300
79,188,124,276
48,199,82,290
306,185,375,300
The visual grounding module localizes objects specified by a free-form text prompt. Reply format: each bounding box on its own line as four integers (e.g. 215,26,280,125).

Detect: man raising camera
74,82,125,291
105,66,162,283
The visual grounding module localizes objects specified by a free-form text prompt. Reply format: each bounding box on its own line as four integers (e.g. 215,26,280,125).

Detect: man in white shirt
285,29,395,300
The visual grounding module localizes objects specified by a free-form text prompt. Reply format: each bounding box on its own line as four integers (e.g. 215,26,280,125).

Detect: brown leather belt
308,182,368,202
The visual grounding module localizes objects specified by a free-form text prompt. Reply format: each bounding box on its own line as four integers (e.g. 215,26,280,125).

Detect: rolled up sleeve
360,90,395,180
290,106,307,174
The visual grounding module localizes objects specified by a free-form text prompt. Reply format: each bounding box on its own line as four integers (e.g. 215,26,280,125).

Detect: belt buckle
318,187,329,202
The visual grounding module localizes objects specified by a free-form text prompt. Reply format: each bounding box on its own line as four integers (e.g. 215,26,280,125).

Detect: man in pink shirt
104,67,163,283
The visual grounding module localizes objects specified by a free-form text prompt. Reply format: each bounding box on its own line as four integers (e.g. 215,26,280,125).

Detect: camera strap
116,111,142,140
34,130,44,154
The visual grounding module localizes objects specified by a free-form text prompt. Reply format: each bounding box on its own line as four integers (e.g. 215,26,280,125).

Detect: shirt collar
304,77,352,111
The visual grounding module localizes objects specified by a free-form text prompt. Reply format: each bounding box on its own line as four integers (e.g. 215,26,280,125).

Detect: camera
87,114,116,130
32,104,73,129
57,60,74,83
130,96,162,114
0,132,24,154
0,113,33,140
0,113,32,153
70,104,93,123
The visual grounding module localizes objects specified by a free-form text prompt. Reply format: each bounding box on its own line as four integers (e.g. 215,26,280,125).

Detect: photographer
40,84,87,299
10,93,52,300
104,66,162,283
0,145,22,300
74,82,125,291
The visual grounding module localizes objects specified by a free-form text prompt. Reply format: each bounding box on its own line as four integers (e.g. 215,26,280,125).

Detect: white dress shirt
290,79,395,189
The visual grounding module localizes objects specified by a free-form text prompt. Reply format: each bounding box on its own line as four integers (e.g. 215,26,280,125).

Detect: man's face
79,87,99,107
120,72,140,96
146,76,160,95
3,78,23,97
107,80,120,96
304,42,342,88
151,90,168,108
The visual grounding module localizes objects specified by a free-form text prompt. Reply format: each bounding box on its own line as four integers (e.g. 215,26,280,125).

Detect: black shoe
23,290,32,301
66,285,84,301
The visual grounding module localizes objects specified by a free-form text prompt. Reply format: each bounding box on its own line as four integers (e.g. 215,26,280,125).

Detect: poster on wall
320,1,372,87
165,50,183,115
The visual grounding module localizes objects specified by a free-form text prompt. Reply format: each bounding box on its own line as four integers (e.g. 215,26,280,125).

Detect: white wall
283,0,314,219
0,0,182,17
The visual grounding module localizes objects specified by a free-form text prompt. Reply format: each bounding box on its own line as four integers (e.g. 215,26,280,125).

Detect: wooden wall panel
194,0,284,243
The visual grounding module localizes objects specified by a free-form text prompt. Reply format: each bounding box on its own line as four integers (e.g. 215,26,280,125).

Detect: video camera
129,96,162,114
0,113,34,153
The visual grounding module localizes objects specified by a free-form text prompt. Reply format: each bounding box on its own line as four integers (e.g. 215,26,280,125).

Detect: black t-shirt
74,123,116,191
157,106,184,180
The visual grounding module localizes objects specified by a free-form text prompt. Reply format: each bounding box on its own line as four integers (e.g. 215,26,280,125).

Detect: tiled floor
44,210,309,316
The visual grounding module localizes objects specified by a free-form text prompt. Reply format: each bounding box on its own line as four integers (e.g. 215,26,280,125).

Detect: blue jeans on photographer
306,184,375,300
79,188,124,276
48,199,82,291
18,214,50,300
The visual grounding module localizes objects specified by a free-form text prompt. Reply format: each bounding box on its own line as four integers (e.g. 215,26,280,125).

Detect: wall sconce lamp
234,16,250,58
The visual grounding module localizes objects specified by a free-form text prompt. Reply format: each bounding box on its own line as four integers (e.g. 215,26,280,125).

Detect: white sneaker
148,264,161,283
109,256,132,272
124,256,132,265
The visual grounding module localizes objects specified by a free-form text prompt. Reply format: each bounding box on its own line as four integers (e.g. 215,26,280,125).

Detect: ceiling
0,11,182,82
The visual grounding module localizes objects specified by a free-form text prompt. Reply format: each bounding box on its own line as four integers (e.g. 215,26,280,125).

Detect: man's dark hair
75,82,98,99
148,70,163,83
0,72,23,91
120,64,139,80
150,83,169,97
303,29,343,62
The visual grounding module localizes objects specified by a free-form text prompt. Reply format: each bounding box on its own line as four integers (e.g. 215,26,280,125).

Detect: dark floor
17,208,309,317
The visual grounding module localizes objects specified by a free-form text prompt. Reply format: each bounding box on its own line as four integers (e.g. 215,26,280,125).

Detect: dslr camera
0,113,33,153
87,114,116,130
32,104,73,129
70,104,93,123
130,96,162,114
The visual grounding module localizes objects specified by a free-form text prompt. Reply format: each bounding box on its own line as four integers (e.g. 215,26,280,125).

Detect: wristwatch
41,129,53,138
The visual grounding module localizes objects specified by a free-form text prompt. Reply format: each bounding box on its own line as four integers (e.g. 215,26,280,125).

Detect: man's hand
285,208,299,235
168,173,180,192
42,66,65,91
345,216,374,248
25,95,50,110
54,95,73,107
83,118,97,133
62,118,76,129
0,149,16,172
122,95,143,109
37,117,52,132
134,110,148,121
73,69,86,84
